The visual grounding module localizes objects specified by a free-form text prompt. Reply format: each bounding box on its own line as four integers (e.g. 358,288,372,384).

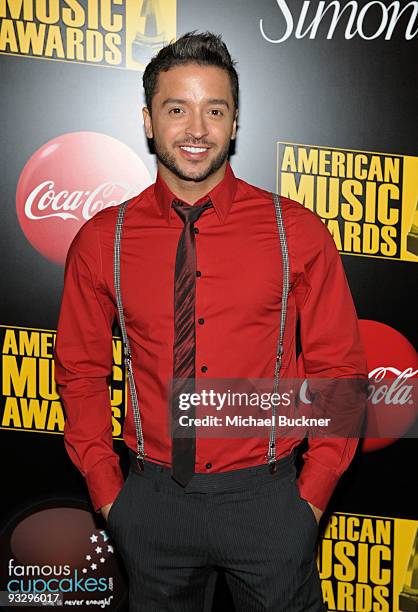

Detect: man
54,31,368,611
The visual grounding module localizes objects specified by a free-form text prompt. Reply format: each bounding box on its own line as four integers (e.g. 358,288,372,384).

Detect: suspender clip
136,449,147,471
268,460,278,474
136,454,145,471
265,446,277,473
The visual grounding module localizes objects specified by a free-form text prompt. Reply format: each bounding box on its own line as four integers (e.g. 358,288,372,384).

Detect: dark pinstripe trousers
106,449,326,612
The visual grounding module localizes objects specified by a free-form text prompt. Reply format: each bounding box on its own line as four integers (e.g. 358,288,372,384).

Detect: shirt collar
154,161,237,225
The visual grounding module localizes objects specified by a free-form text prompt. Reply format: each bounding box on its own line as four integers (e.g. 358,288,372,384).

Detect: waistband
128,449,296,493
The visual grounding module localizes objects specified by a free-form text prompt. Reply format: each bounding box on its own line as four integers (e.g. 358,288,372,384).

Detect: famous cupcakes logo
0,503,127,609
16,131,152,265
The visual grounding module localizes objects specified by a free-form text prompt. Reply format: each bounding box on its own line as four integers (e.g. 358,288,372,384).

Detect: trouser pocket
291,477,319,537
106,472,132,532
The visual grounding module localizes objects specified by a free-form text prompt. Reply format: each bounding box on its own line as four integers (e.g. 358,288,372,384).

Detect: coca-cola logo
16,132,152,264
24,181,135,221
359,320,417,452
367,366,416,406
296,320,417,452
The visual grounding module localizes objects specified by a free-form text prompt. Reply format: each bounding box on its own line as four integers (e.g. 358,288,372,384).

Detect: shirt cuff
296,460,340,513
85,460,125,513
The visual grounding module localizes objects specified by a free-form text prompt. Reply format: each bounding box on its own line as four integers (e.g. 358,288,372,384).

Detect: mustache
176,140,213,147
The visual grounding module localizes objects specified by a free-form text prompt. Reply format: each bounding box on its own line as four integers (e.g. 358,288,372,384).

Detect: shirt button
205,462,212,469
198,318,205,325
196,270,202,277
194,227,199,234
201,365,208,373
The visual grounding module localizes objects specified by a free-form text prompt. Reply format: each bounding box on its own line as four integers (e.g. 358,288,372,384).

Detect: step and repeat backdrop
1,1,417,610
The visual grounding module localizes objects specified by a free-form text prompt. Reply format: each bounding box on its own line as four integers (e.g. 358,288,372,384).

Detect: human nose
185,110,209,140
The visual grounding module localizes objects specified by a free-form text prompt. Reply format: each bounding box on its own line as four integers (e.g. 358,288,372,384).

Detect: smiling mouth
179,145,210,153
178,144,211,161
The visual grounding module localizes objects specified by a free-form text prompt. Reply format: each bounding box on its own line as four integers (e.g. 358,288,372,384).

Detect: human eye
168,107,185,115
209,109,224,117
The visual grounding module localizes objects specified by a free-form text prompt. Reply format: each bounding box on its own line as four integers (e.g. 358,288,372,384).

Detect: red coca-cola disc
16,131,152,265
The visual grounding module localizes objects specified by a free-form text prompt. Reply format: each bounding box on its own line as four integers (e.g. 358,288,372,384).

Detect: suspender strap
267,192,291,469
114,199,146,467
113,192,290,471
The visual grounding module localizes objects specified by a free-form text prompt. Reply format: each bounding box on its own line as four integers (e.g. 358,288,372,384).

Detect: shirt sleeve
54,216,124,513
292,209,368,512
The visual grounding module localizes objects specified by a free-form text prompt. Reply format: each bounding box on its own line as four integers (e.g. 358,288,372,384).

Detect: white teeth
181,146,207,153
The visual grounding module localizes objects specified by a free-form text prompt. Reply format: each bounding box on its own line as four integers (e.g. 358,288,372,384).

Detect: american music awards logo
0,0,176,70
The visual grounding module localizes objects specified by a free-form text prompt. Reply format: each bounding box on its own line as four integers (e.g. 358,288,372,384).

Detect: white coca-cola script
25,180,136,221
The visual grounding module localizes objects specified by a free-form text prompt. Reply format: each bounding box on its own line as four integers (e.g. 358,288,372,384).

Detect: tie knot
172,199,213,224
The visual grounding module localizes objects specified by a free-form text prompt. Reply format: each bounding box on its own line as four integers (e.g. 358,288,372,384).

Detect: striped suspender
267,193,291,470
113,192,290,470
114,199,146,468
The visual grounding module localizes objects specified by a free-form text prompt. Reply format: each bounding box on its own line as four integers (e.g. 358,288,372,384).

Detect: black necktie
170,198,213,486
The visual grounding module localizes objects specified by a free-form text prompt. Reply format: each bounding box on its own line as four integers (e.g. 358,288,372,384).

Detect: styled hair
143,31,239,113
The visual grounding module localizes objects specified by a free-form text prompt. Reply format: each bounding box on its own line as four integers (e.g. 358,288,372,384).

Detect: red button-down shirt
54,161,368,513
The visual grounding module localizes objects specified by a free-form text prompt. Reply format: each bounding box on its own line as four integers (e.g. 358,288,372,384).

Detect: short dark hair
143,31,239,114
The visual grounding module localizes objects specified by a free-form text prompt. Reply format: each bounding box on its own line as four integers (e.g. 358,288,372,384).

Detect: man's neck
157,161,228,205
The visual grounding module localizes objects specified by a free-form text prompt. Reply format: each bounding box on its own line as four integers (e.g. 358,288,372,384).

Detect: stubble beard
153,137,231,183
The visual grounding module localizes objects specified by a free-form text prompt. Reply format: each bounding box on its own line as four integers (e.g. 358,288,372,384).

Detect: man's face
143,63,238,183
